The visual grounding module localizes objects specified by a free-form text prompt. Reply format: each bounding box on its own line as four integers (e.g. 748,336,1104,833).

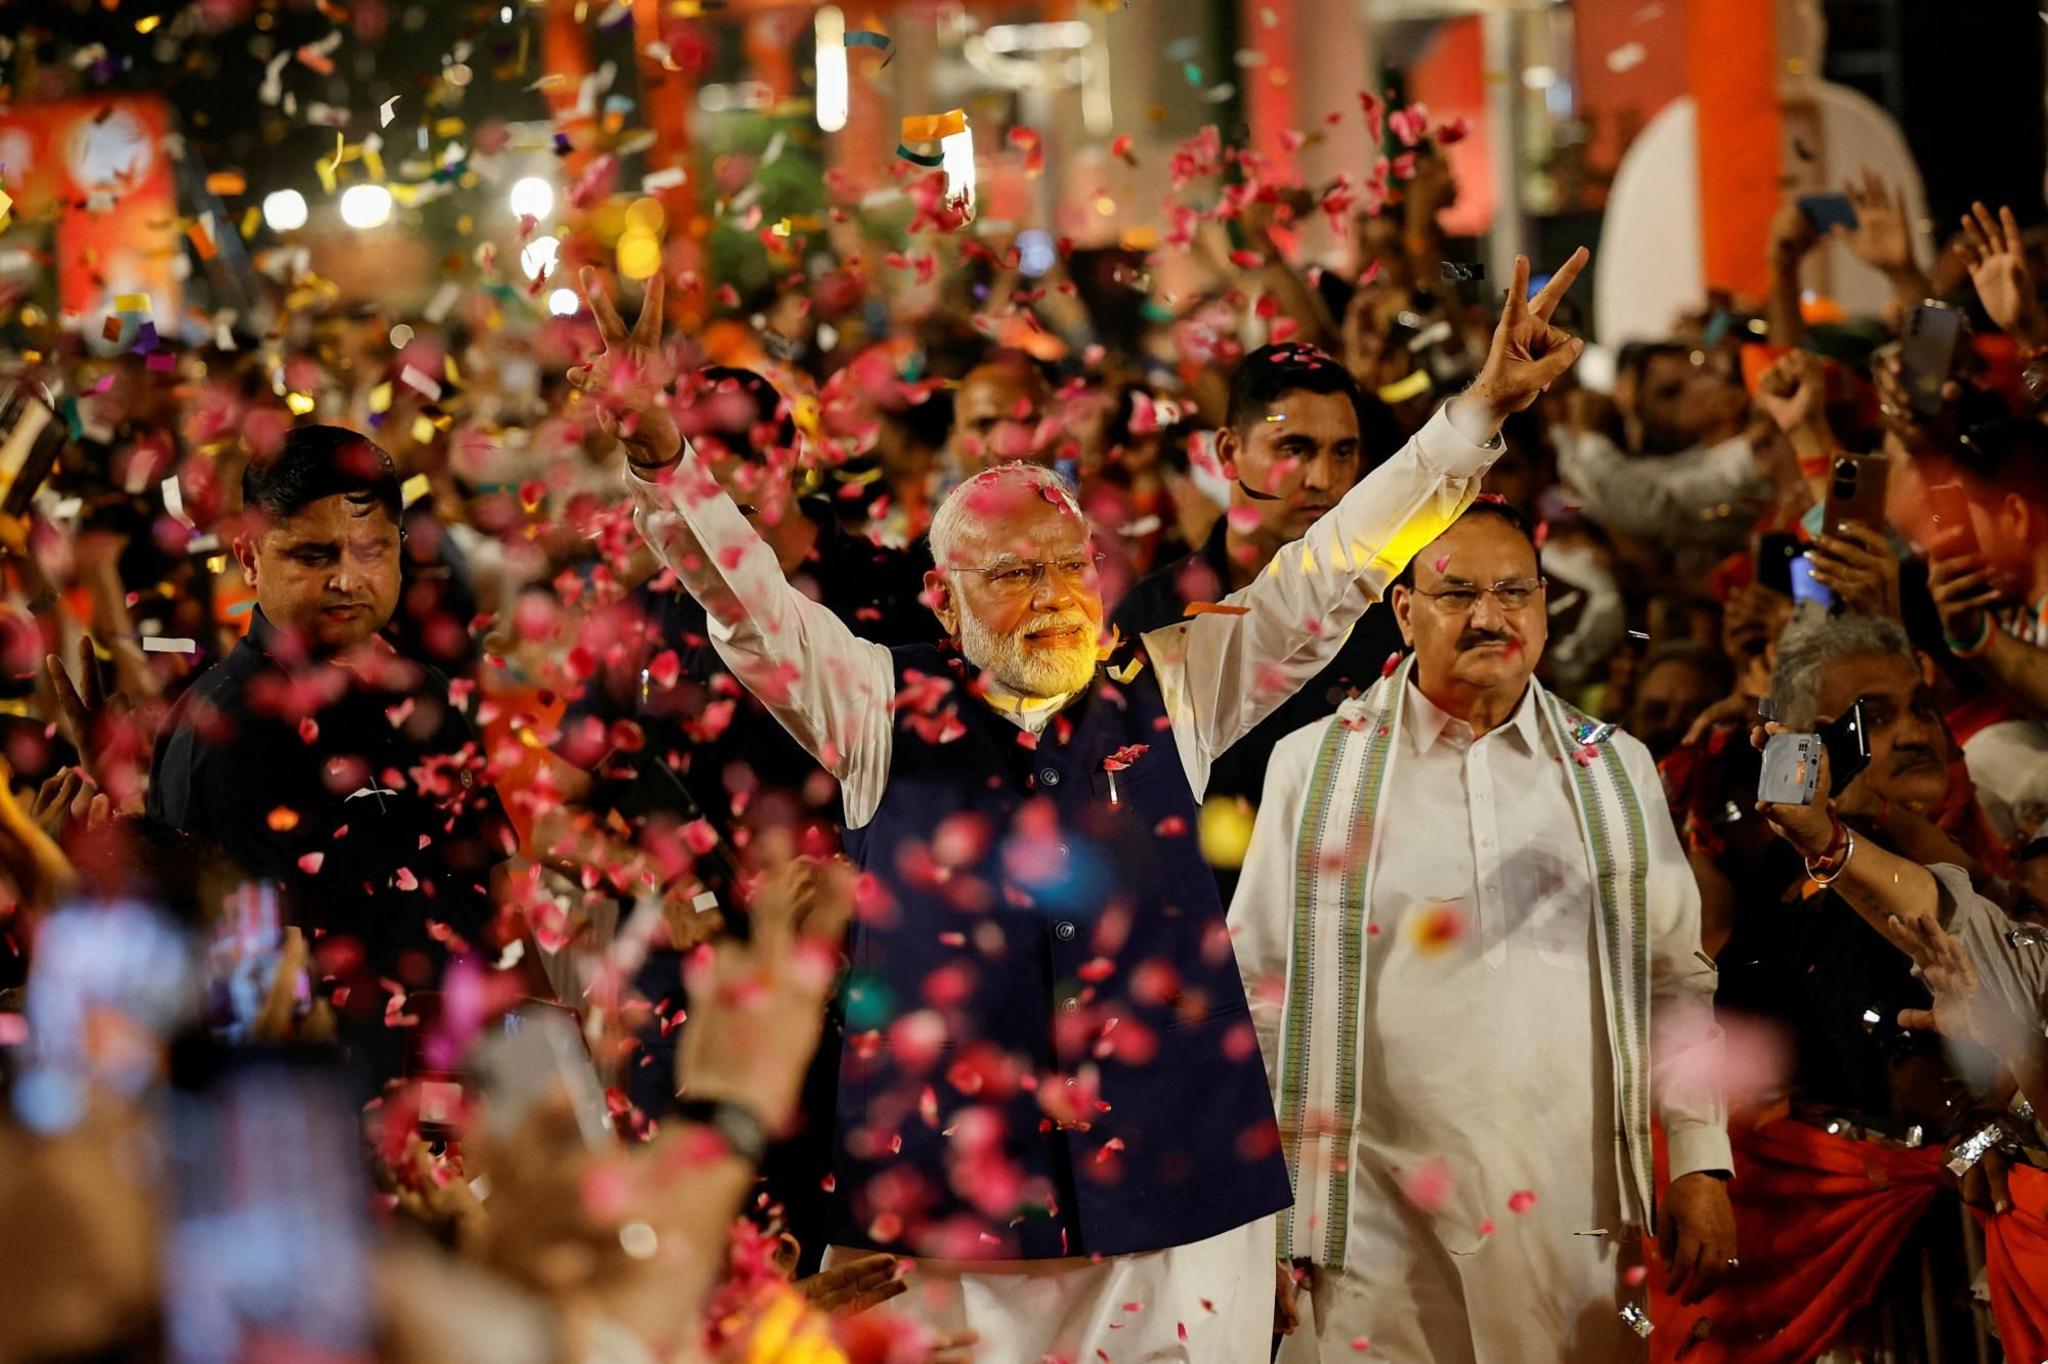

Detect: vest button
1039,767,1061,787
1055,921,1076,940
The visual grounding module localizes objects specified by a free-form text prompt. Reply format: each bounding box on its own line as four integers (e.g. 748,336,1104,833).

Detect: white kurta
627,404,1504,1359
1235,679,1729,1364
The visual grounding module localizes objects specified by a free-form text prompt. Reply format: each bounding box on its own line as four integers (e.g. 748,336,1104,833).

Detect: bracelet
675,1097,771,1165
1945,614,1995,660
1807,829,1857,886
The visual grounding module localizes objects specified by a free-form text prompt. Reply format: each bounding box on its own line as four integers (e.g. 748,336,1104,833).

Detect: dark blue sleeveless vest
834,643,1291,1260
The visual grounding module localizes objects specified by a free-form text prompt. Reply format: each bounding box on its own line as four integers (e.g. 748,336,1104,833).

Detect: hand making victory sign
575,266,682,470
1460,246,1591,430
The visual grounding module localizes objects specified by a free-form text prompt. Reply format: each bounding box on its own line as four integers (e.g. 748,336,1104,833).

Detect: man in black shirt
1112,344,1406,898
149,425,515,1065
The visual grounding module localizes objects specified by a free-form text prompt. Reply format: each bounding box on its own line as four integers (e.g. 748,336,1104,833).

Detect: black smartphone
1900,301,1962,417
1798,192,1859,235
1819,698,1872,793
1756,532,1804,596
1823,455,1891,539
0,378,69,519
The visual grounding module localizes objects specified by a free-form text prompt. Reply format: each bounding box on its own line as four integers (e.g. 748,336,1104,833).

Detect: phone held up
1757,699,1871,808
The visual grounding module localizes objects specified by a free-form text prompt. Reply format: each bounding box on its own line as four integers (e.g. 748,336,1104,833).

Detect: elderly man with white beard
572,252,1589,1361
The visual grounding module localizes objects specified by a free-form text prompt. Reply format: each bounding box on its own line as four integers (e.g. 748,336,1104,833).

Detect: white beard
958,608,1099,698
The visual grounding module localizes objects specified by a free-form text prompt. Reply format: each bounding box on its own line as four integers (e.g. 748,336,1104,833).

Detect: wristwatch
675,1097,771,1165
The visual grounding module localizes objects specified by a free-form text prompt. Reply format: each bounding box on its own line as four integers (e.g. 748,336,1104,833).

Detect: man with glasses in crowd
1234,496,1735,1362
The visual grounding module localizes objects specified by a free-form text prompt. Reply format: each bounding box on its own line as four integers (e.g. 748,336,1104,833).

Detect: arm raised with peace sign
573,267,683,470
1455,247,1590,436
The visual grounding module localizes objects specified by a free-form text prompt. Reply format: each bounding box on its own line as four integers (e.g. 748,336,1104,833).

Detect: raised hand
1808,523,1902,621
1958,201,2047,350
1465,248,1589,426
1756,351,1822,435
1839,169,1917,280
1926,550,2004,653
573,267,682,469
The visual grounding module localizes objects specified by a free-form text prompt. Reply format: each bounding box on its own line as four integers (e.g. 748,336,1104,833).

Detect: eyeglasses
1411,576,1546,613
951,551,1105,598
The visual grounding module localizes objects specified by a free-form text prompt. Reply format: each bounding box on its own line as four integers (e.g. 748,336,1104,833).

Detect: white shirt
1356,679,1613,1248
624,402,1500,827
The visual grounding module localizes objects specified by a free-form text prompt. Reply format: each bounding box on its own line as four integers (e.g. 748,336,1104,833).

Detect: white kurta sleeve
1228,717,1328,1100
1625,735,1733,1179
1147,400,1496,798
626,454,898,828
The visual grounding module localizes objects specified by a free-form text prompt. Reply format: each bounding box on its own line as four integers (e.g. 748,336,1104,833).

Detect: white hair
1769,612,1914,730
927,462,1084,573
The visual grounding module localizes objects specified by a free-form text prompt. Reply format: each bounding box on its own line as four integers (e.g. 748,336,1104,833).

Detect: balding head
948,352,1055,475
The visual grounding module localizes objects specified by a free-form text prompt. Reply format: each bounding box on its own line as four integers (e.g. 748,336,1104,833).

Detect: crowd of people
2,55,2047,1364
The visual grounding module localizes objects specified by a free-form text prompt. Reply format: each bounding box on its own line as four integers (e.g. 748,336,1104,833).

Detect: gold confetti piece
401,473,432,508
135,14,161,32
328,131,346,175
0,189,12,229
411,414,437,445
240,206,261,238
1376,369,1432,404
285,392,317,416
1183,601,1251,617
204,171,246,196
113,292,151,314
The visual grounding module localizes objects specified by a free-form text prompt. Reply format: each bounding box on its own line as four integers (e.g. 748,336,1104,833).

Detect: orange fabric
1649,1119,1945,1362
1684,0,1780,299
1976,1163,2048,1364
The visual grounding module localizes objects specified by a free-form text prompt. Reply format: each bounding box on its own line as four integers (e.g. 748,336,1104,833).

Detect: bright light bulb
520,234,561,281
814,6,848,133
940,122,976,221
617,230,661,281
338,183,394,230
509,175,554,222
547,287,579,317
261,189,308,232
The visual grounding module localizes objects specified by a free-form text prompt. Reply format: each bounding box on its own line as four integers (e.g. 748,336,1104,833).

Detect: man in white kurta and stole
1235,498,1737,1362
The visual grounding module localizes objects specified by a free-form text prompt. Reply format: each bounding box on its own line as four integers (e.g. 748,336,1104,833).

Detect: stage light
261,189,308,232
509,175,554,221
814,6,849,133
338,183,393,230
547,287,579,316
941,121,977,220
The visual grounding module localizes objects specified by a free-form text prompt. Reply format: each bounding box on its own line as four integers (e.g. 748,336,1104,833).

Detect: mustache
1018,611,1094,641
1456,628,1517,650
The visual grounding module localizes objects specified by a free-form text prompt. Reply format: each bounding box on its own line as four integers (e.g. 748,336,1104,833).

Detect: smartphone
1900,302,1963,417
1798,193,1859,235
1823,455,1891,540
1758,731,1825,805
1819,698,1872,793
1927,482,1979,558
1788,553,1835,611
0,378,70,519
474,1001,613,1148
13,899,199,1134
206,880,301,1046
1756,532,1804,596
162,1050,376,1364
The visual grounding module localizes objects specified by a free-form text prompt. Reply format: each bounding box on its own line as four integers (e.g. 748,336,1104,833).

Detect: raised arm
576,270,898,826
1149,250,1590,792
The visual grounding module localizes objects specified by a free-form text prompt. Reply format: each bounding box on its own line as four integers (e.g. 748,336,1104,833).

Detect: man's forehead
268,494,398,537
1417,518,1536,577
1824,651,1917,699
957,489,1087,551
1248,389,1358,436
